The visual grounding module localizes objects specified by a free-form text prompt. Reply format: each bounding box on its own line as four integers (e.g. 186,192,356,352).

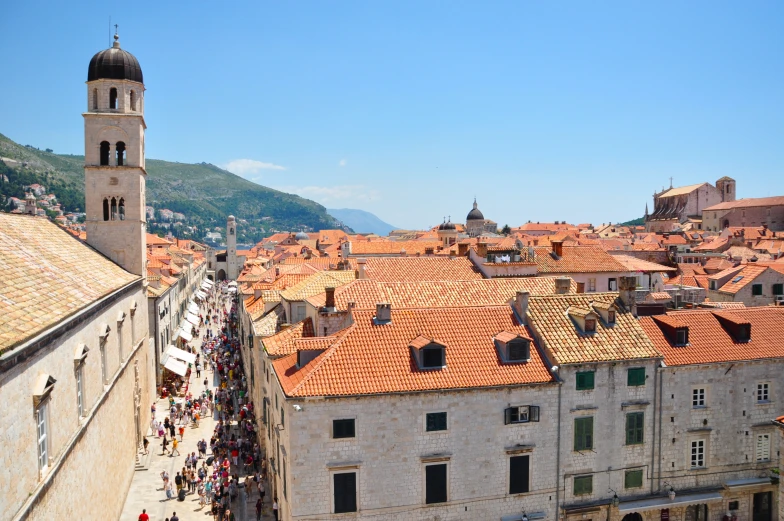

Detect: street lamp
608,488,620,508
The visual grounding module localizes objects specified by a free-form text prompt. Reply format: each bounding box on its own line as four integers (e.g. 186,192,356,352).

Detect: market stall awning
188,302,199,315
164,357,188,376
186,312,200,326
195,290,208,300
174,327,193,343
165,345,196,364
228,281,237,287
202,278,214,286
618,491,723,513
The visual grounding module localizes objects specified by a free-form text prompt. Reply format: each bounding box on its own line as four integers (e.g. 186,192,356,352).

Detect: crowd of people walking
146,281,275,521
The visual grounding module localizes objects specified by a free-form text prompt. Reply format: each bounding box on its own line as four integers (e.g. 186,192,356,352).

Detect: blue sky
2,1,783,230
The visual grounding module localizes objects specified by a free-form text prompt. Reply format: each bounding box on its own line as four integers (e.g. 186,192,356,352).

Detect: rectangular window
281,407,285,428
755,434,771,462
574,417,593,451
573,475,593,496
425,464,448,504
422,347,444,369
588,278,597,292
76,366,85,417
333,419,356,439
627,367,646,386
757,383,769,403
752,284,763,296
37,404,49,472
608,278,618,291
505,405,540,424
282,457,287,498
333,472,357,513
426,412,447,432
691,440,705,468
576,371,595,390
676,329,688,345
625,412,644,445
692,388,705,408
509,455,530,494
773,284,784,296
100,345,107,384
508,341,529,361
624,469,643,489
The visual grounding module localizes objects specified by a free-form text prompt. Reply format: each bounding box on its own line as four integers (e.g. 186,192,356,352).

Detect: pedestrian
196,363,201,378
165,480,174,500
224,509,235,521
258,481,265,503
272,498,279,521
179,425,185,441
161,435,170,455
143,436,149,455
174,472,183,493
170,512,179,521
172,436,180,456
255,498,263,521
138,509,149,521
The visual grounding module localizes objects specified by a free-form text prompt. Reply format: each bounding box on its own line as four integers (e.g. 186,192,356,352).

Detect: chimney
551,240,563,258
347,300,356,311
424,247,434,255
324,286,336,309
357,258,367,279
555,277,571,294
514,291,530,324
374,302,391,324
476,243,488,258
618,276,638,316
457,243,469,256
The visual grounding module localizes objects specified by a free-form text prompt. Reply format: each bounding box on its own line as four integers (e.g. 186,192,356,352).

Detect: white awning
202,278,214,286
164,357,188,376
188,302,199,315
165,345,196,364
227,287,237,293
186,312,200,326
200,282,212,291
228,281,238,287
175,327,193,342
618,491,723,513
195,290,208,300
725,477,771,489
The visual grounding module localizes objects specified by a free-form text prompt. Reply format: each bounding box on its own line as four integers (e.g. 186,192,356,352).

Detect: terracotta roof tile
306,277,578,310
361,257,483,282
639,308,784,366
0,214,139,353
527,293,661,364
533,246,629,274
279,271,357,301
349,240,443,256
274,306,555,397
262,318,315,356
611,254,676,272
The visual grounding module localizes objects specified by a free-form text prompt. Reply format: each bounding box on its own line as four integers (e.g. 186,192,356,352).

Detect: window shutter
530,406,540,422
504,407,513,425
425,464,448,504
509,455,530,494
585,417,593,449
756,434,770,461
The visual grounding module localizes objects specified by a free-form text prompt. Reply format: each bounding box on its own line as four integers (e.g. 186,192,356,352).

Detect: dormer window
568,307,599,334
675,328,689,346
736,325,750,342
607,310,616,323
495,331,531,363
410,336,446,370
584,318,596,332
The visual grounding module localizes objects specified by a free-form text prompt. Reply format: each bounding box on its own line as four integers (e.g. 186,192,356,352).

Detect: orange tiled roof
678,263,707,275
362,257,483,282
533,246,629,274
349,240,443,256
280,271,357,301
262,318,316,356
306,277,578,310
527,293,661,364
0,214,139,353
639,308,784,366
712,264,768,294
611,254,676,272
274,306,555,397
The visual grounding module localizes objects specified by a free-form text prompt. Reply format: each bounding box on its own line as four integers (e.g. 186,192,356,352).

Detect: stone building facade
702,196,784,232
646,178,735,232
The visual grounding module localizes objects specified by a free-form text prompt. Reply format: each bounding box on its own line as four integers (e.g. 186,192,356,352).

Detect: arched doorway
723,220,730,229
217,269,226,281
207,274,214,281
622,513,643,521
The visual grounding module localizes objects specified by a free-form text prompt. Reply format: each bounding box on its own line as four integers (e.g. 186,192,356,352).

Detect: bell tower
227,215,238,280
83,32,147,276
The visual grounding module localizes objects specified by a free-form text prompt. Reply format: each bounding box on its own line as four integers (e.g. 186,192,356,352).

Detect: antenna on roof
669,176,673,188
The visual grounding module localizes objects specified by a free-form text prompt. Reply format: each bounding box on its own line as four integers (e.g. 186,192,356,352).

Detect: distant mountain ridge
328,208,397,236
0,132,346,243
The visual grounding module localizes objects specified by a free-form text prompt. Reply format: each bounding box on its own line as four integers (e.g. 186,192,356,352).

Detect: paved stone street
120,296,273,521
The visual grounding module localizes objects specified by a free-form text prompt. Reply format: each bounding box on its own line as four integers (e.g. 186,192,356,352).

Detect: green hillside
0,132,346,244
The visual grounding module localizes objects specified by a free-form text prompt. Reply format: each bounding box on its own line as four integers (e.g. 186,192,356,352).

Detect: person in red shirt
138,509,149,521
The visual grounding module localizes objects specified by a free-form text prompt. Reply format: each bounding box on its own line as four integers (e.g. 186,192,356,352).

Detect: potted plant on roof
770,467,780,485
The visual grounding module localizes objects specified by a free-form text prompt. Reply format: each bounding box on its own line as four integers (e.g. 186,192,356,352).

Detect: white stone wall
277,384,560,521
0,284,151,521
707,269,784,307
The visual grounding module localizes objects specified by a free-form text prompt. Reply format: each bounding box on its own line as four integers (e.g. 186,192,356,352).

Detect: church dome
87,35,143,83
295,231,310,240
466,199,484,221
438,220,456,230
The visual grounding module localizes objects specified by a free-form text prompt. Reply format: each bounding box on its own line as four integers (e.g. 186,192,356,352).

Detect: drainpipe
656,363,664,493
555,379,563,520
651,360,659,496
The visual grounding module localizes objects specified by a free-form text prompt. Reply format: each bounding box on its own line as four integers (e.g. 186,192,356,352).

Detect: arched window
103,198,110,221
118,198,125,220
111,197,117,221
109,88,118,109
100,141,110,166
130,90,136,111
116,142,126,166
93,88,98,110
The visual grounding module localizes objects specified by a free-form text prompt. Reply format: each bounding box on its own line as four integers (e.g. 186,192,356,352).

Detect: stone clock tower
227,215,238,280
83,32,146,276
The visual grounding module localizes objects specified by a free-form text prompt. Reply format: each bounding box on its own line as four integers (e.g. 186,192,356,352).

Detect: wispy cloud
276,184,380,203
338,159,347,167
222,158,287,177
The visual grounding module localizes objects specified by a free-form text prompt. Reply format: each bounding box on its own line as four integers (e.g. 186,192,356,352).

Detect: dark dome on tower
87,35,143,83
466,199,484,221
438,220,456,231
